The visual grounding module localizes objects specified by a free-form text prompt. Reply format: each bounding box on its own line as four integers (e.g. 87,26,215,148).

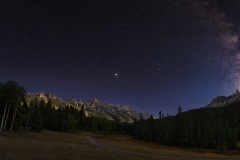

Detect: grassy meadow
0,130,240,160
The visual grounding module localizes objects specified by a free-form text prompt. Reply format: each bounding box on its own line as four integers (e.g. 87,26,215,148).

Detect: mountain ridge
26,92,154,123
206,90,240,108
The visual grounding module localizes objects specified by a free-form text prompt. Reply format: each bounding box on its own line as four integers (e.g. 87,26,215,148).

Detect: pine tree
174,106,188,146
78,105,85,129
159,110,162,119
30,104,42,132
139,113,144,120
177,106,182,115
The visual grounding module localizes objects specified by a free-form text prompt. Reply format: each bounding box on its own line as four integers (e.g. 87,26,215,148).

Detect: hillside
26,92,153,123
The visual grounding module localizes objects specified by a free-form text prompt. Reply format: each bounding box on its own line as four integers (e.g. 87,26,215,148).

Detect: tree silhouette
29,102,42,132
0,81,26,132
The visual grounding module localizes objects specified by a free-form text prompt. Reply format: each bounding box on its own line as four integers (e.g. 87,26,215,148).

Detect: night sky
0,0,240,115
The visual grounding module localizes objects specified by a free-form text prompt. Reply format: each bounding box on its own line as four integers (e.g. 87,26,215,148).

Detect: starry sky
0,0,240,115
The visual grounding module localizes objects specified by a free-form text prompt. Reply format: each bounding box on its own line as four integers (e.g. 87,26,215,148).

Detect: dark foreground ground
0,130,239,160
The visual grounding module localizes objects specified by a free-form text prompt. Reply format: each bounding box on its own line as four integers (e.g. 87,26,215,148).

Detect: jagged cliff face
26,93,153,123
66,97,153,123
206,90,240,107
26,92,68,109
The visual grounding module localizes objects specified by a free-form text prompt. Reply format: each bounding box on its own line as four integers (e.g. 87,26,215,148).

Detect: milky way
0,1,240,115
190,0,240,89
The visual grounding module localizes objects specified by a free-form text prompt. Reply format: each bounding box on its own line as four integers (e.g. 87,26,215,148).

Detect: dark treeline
1,81,240,151
134,104,240,151
28,99,133,135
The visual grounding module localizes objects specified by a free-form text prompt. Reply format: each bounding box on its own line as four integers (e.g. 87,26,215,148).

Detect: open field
94,135,240,159
0,130,240,160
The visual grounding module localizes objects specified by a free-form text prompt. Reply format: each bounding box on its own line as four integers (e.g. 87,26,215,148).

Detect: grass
94,135,240,159
0,130,150,160
0,130,239,160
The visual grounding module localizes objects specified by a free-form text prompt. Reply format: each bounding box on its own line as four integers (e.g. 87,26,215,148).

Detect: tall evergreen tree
159,110,162,119
29,103,42,132
78,105,85,129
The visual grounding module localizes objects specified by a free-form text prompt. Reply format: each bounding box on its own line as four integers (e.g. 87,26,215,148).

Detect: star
114,73,118,77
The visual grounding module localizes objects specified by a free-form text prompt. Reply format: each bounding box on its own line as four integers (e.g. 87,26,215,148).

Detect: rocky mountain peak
26,93,154,123
90,97,99,103
206,90,240,108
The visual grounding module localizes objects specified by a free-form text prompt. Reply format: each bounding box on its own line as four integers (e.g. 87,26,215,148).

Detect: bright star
114,73,118,77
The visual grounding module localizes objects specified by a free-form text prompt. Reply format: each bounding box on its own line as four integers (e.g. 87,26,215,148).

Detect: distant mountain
206,90,240,108
26,92,154,123
26,92,68,109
